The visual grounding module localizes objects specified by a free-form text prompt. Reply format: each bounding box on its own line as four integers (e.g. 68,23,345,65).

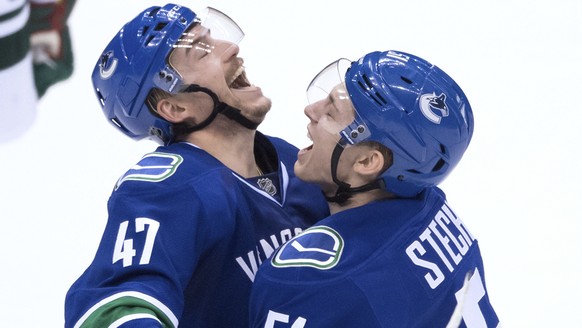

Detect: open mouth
300,129,314,152
298,143,313,157
301,137,313,152
228,65,251,89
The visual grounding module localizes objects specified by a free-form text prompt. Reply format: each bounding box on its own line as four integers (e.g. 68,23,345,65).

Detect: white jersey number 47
112,218,160,267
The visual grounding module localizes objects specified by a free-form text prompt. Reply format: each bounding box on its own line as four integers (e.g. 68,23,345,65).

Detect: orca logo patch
420,92,449,124
99,51,118,80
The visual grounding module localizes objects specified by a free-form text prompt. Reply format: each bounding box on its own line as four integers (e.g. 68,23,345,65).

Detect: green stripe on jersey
78,295,176,328
0,26,30,70
0,4,26,23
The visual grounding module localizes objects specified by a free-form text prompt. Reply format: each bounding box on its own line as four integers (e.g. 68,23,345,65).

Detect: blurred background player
249,50,500,327
0,0,75,142
64,3,327,327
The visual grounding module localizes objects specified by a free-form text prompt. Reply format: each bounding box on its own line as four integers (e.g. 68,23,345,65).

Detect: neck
327,189,394,215
180,119,259,178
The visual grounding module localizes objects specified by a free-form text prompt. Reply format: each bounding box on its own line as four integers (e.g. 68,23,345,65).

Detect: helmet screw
357,125,365,133
397,175,404,181
351,131,358,139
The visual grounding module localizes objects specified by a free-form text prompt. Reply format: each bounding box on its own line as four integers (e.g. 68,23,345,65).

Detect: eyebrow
178,23,205,54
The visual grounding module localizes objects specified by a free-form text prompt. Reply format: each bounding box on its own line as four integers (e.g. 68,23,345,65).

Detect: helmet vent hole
111,118,131,134
154,22,168,31
400,76,413,84
375,93,387,104
148,8,160,17
358,74,387,106
96,89,105,107
439,143,447,154
362,74,373,88
432,159,446,172
145,35,155,46
111,118,122,128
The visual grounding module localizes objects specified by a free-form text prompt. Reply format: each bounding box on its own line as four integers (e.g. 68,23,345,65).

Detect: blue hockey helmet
92,4,244,144
307,50,473,198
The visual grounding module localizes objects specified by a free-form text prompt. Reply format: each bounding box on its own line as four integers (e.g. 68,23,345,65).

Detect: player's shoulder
261,191,448,280
261,134,298,158
113,142,233,192
264,135,296,150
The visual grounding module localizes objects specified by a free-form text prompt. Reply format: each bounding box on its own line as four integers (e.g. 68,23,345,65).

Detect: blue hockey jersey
249,187,499,328
65,133,329,328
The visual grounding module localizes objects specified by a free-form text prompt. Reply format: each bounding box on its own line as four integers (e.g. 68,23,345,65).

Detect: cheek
192,93,215,111
178,93,215,125
193,68,219,84
306,144,333,177
319,117,345,135
178,58,222,86
315,128,342,150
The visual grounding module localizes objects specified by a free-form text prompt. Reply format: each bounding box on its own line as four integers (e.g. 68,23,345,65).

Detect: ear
156,98,188,124
353,149,385,178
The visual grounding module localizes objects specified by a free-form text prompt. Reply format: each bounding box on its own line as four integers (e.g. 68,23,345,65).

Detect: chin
293,162,306,180
256,96,272,113
244,97,272,122
293,163,317,185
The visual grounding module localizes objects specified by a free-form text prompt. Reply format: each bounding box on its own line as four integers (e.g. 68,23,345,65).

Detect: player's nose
304,103,320,122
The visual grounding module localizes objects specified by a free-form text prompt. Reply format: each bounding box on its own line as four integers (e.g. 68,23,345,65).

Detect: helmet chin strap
325,143,385,204
178,84,259,132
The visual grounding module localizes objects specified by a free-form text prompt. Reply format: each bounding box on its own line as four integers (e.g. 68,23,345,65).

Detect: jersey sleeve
64,183,210,328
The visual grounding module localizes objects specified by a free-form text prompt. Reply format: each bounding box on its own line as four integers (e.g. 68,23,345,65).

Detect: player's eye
172,32,196,49
193,41,214,57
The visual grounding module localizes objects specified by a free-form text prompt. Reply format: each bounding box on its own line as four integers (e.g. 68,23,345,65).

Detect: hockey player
249,50,500,327
0,0,75,142
64,4,328,327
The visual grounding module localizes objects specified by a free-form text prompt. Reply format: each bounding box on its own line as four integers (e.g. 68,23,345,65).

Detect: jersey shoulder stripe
73,291,178,328
115,152,183,190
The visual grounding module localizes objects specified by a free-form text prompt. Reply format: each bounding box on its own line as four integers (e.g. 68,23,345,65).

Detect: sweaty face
168,23,271,126
295,83,356,192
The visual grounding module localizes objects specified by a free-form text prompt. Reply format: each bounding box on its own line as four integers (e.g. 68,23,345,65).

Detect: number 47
112,218,160,267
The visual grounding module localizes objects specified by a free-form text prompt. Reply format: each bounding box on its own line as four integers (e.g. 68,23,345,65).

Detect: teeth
228,65,245,86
